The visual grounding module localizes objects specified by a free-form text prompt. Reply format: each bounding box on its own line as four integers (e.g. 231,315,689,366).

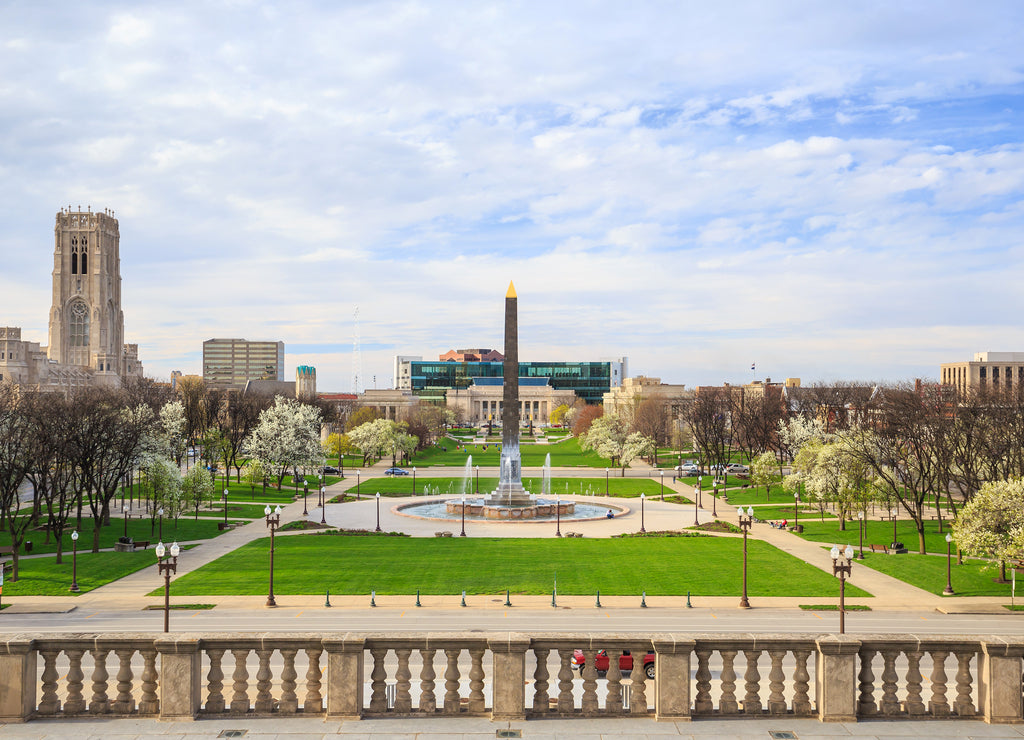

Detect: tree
581,414,631,473
322,432,353,476
244,459,266,497
145,457,184,529
159,400,188,466
0,385,37,579
246,396,325,488
550,404,571,428
572,405,604,440
630,400,671,465
683,389,730,477
622,432,656,470
750,451,782,502
345,406,380,432
348,418,395,466
182,461,216,520
954,478,1024,581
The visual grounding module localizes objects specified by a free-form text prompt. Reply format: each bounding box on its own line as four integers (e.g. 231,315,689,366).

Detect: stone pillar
489,634,530,720
0,636,36,722
325,635,364,719
816,635,862,722
979,640,1024,724
155,637,201,720
652,637,694,721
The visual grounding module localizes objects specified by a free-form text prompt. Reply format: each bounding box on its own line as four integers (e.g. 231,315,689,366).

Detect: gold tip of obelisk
506,281,517,298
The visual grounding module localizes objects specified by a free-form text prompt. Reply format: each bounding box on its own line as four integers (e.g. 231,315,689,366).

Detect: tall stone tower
47,207,124,382
296,365,317,400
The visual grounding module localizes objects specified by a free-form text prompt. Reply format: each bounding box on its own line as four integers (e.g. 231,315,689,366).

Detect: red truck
571,649,655,679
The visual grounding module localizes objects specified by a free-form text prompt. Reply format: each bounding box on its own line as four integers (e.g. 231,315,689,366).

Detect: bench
869,544,888,554
434,531,453,537
0,546,13,557
217,522,235,531
0,560,11,576
131,540,150,550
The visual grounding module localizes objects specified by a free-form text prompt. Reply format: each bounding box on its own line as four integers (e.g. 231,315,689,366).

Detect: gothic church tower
47,207,125,381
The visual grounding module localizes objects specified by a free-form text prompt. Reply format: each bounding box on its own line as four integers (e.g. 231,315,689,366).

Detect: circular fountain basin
397,498,629,522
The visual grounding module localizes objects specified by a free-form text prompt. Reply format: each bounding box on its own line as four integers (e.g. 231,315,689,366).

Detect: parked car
675,464,701,476
571,649,655,679
320,466,340,475
726,463,750,474
384,467,410,476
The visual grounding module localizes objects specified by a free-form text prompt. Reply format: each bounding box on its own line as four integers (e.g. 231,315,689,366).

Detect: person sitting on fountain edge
606,509,614,519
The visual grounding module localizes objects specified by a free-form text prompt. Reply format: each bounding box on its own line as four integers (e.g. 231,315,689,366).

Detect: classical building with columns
445,377,576,426
941,352,1024,394
0,207,144,390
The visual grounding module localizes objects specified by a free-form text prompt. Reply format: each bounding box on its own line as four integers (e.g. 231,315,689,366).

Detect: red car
572,649,655,679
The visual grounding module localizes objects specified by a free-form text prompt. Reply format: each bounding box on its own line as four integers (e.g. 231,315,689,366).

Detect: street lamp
605,468,609,496
738,505,754,609
223,489,229,527
375,492,381,532
857,511,864,559
830,544,855,634
302,481,309,516
555,493,562,537
412,467,417,495
264,505,281,607
157,508,164,541
122,504,129,538
794,493,800,531
356,470,361,500
943,533,955,596
460,494,467,537
660,470,664,501
155,541,180,633
693,482,700,526
69,531,80,593
320,487,327,525
640,492,646,534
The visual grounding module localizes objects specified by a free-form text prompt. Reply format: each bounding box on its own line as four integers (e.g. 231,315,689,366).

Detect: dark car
384,467,409,476
321,466,340,475
571,649,655,679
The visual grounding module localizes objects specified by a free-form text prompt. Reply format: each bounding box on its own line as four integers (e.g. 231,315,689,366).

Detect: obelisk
488,281,530,506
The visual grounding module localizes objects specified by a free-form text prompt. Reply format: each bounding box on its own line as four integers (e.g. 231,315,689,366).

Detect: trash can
24,541,33,553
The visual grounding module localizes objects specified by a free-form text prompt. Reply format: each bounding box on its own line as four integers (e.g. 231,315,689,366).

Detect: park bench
0,560,11,576
0,546,13,557
434,531,453,537
131,540,150,550
217,522,235,531
869,544,888,554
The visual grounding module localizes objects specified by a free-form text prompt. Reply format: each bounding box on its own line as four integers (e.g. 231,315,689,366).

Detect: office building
203,338,284,391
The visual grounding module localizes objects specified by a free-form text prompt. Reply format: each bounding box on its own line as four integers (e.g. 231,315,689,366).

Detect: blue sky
2,1,1023,391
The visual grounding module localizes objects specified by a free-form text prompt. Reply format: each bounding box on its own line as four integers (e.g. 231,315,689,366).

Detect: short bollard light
370,589,376,607
504,589,511,607
325,589,331,608
416,589,421,607
461,589,467,607
595,589,602,608
641,590,647,608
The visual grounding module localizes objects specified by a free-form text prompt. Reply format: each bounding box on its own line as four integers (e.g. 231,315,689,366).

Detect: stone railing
0,632,1022,724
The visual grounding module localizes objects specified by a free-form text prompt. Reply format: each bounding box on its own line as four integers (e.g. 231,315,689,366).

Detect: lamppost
943,533,955,596
640,492,646,533
605,468,609,496
890,507,898,547
69,531,80,593
155,541,180,632
738,505,754,609
302,481,309,516
122,504,129,538
320,487,327,525
317,474,323,509
412,467,417,495
693,482,700,526
157,508,164,541
830,544,855,634
555,493,562,537
794,493,800,531
708,476,717,517
460,494,467,537
375,492,381,532
475,465,479,495
356,471,361,500
857,510,865,559
660,470,664,501
264,504,281,607
223,489,229,528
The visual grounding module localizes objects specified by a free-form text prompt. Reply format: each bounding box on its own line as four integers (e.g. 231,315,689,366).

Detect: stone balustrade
1,632,1022,724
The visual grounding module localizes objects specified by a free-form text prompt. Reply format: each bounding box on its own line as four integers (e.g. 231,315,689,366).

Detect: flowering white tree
750,450,783,502
778,415,825,462
349,418,396,465
582,414,632,473
159,400,188,466
143,457,184,529
182,461,217,519
955,478,1024,581
622,432,655,469
246,397,325,487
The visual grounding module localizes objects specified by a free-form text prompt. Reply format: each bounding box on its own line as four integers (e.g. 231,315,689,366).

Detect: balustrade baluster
557,648,575,713
606,650,623,714
532,647,550,714
742,649,762,714
88,648,111,714
369,647,389,713
229,649,251,713
880,649,900,716
112,648,136,714
468,648,486,713
205,648,226,713
394,648,413,713
858,648,878,716
581,648,599,714
37,648,61,715
953,651,976,716
792,649,812,715
304,647,323,713
928,649,950,716
63,647,86,715
630,644,648,715
419,648,437,713
767,649,786,714
254,648,274,713
693,649,713,715
443,649,461,714
279,648,298,714
904,650,925,715
719,649,738,714
138,649,159,715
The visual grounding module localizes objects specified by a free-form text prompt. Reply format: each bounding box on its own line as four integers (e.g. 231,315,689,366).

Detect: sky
2,1,1024,392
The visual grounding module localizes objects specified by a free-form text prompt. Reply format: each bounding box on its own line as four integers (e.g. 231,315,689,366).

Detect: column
816,635,862,722
652,638,695,720
979,640,1024,724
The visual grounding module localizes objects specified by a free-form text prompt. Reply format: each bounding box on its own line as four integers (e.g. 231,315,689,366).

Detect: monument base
445,498,576,520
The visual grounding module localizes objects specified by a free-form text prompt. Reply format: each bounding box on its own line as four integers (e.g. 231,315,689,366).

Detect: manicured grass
167,535,871,598
750,505,834,522
4,515,234,557
721,486,794,505
344,476,666,498
193,502,269,519
412,437,611,468
799,604,872,611
796,517,955,555
857,552,1014,598
1,550,158,596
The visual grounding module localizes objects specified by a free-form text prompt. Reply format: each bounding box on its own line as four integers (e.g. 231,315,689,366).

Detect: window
68,300,89,365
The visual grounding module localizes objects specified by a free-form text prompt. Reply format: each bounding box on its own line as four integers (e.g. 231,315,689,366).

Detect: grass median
164,534,872,598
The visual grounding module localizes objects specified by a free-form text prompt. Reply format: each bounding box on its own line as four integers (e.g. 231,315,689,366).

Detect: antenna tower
351,307,363,394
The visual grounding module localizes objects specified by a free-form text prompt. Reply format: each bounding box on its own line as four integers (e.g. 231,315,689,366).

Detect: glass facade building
405,360,620,404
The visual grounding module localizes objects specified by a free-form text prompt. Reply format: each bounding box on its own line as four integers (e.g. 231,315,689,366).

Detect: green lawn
747,505,833,522
344,476,667,498
721,486,794,505
4,515,234,557
2,549,160,596
166,535,871,598
857,552,1017,598
795,517,955,554
412,437,611,468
